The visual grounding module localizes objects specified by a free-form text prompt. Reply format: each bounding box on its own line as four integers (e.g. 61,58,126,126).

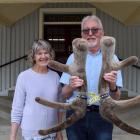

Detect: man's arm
61,76,84,99
109,83,121,100
61,84,74,99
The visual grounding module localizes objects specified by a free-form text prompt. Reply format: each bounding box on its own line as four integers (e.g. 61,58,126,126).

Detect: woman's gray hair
28,39,55,65
81,15,103,30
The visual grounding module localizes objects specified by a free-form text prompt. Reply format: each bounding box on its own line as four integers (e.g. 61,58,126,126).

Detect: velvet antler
35,36,140,136
98,36,140,135
35,38,89,135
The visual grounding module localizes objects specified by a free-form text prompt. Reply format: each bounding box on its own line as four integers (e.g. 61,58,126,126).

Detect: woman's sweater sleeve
11,73,26,124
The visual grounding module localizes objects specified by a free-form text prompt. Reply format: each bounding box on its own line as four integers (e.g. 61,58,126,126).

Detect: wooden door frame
39,7,96,39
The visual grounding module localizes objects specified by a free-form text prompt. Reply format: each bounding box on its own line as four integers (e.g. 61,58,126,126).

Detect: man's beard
88,40,98,48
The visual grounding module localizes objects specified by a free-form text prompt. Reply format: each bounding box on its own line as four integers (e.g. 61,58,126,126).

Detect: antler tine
113,56,138,71
36,95,87,135
48,60,69,73
99,36,140,135
103,108,140,135
100,97,140,135
39,108,86,135
35,97,71,110
114,95,140,110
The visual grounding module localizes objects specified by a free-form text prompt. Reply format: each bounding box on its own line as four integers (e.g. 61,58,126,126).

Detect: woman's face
34,48,51,67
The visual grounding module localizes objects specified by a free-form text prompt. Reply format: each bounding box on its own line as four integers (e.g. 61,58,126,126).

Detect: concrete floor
113,127,140,140
0,96,140,140
0,124,140,140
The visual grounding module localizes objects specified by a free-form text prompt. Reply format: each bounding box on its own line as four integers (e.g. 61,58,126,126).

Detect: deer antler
98,36,140,135
35,38,89,135
35,36,140,136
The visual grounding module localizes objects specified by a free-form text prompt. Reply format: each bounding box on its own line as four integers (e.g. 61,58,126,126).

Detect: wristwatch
110,85,118,92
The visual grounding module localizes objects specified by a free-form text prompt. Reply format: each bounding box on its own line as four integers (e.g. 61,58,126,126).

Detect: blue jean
66,110,113,140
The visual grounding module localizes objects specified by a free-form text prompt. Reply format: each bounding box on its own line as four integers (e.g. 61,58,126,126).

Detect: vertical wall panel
19,20,25,73
10,27,16,88
136,27,140,66
0,27,11,95
0,69,1,91
2,27,6,65
10,63,16,88
2,67,6,93
24,16,30,54
5,28,11,91
137,69,140,93
0,28,2,91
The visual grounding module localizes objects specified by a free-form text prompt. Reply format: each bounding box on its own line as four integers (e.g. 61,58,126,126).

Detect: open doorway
40,12,93,63
44,24,81,64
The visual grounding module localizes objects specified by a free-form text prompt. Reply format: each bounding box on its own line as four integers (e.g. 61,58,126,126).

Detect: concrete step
0,117,10,126
120,89,129,100
0,96,12,108
0,96,12,122
8,87,15,98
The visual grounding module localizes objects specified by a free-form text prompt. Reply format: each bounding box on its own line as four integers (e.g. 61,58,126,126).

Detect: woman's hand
10,135,16,140
56,131,63,140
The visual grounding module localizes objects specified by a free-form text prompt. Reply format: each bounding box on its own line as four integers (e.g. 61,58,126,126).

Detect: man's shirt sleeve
60,54,74,85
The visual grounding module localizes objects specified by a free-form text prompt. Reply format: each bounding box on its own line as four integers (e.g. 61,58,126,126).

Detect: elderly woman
10,40,63,140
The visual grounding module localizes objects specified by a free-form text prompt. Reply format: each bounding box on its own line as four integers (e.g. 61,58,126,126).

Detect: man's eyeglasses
82,28,102,35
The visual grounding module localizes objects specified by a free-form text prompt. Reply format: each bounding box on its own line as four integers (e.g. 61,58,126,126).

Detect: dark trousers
66,108,113,140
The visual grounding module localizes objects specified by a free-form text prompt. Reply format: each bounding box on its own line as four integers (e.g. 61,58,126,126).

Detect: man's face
81,20,104,49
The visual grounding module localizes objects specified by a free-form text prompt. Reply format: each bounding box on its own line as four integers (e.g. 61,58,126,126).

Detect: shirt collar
88,49,101,56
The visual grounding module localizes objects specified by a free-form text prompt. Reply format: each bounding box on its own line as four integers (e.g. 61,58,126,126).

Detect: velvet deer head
35,36,140,136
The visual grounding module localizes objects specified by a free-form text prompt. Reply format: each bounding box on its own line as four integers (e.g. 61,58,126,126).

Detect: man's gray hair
81,15,103,30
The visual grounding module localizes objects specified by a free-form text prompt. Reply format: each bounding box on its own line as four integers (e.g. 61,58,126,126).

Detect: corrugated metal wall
0,10,39,95
0,3,139,96
0,26,11,95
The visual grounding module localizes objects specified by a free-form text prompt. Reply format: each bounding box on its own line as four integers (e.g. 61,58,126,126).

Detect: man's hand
103,71,117,90
69,76,84,90
103,71,121,100
61,76,84,99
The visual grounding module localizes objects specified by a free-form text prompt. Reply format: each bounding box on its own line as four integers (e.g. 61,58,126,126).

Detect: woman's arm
10,122,20,140
56,111,64,140
10,74,26,140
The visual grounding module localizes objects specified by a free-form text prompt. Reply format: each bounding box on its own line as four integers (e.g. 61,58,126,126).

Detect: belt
87,105,99,112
